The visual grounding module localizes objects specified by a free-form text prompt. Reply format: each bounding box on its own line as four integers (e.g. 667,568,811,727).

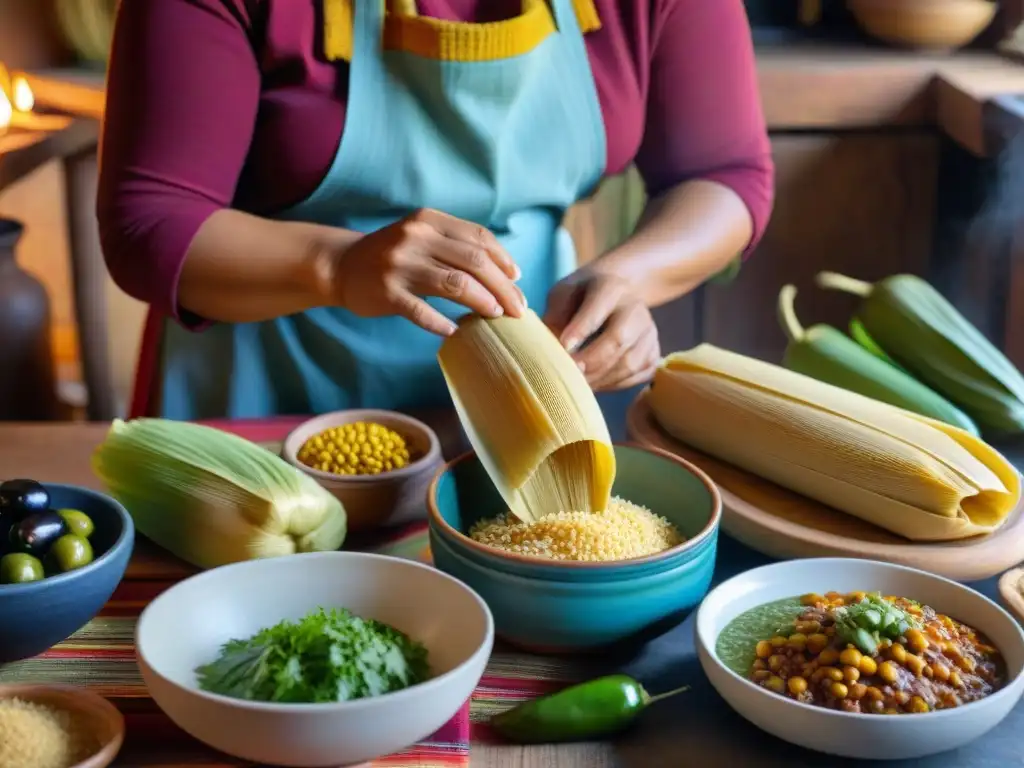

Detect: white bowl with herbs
135,551,493,767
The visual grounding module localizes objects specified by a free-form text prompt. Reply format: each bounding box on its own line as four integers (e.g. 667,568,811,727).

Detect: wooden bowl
1000,567,1024,625
848,0,997,50
0,684,125,768
283,409,444,532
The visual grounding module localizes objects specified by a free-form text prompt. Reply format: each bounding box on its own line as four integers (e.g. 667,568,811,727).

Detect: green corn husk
92,419,347,570
817,272,1024,436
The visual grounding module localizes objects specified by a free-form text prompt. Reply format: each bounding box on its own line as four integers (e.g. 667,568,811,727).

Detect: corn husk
92,419,347,569
438,310,615,523
650,345,1021,541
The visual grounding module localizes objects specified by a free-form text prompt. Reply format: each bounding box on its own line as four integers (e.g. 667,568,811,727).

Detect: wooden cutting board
999,568,1024,624
626,388,1024,582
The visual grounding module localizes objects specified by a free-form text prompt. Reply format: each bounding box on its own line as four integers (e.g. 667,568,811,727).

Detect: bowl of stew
695,558,1024,761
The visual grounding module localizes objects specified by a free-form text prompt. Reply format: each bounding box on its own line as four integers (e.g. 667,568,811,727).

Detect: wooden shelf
26,45,1024,156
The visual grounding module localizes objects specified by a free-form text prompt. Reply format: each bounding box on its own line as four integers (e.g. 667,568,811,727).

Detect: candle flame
0,62,10,131
0,90,11,132
12,77,34,113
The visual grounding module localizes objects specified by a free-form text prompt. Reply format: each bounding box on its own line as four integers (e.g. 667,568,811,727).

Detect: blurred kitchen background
1,0,1024,423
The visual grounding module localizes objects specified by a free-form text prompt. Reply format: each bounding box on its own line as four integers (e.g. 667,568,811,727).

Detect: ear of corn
650,345,1020,541
817,272,1024,436
778,285,979,435
438,310,615,524
92,419,347,569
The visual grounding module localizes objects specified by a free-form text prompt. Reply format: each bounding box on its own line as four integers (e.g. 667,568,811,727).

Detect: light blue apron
157,0,606,419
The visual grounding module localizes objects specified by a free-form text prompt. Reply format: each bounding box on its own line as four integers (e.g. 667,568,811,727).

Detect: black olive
0,479,50,520
8,510,69,557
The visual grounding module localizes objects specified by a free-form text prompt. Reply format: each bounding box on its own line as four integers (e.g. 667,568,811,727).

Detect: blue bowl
0,484,135,664
426,444,721,652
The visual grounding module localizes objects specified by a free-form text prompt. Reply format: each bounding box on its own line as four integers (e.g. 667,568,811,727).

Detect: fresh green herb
195,607,430,703
833,593,919,655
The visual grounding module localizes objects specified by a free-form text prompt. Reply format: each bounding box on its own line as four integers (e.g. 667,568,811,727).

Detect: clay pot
0,219,60,420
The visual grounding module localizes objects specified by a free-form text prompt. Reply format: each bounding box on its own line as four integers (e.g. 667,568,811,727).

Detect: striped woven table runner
0,418,586,766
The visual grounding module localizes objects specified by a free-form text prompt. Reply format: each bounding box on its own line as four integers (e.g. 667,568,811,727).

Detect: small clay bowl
0,683,125,768
283,409,444,532
848,0,996,51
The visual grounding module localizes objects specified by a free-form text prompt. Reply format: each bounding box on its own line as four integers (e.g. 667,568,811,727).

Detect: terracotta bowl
283,409,444,532
0,683,125,768
848,0,997,51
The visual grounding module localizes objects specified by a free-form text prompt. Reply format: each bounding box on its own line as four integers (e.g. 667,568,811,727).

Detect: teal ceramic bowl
426,444,721,652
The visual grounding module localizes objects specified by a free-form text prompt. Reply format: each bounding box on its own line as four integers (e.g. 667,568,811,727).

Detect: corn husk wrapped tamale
438,310,615,523
650,345,1020,541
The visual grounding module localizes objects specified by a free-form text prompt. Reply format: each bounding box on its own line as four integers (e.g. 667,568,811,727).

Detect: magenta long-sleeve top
97,0,775,321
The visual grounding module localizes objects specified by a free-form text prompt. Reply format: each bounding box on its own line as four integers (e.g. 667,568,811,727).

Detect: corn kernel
765,676,785,693
910,696,929,713
879,661,899,684
806,634,830,654
829,682,849,699
787,676,808,695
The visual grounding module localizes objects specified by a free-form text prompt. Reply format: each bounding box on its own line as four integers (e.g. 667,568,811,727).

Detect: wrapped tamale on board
438,310,615,523
649,345,1021,542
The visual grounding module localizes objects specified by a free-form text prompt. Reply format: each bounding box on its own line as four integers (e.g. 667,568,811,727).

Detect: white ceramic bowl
696,558,1024,761
283,409,445,532
136,552,493,767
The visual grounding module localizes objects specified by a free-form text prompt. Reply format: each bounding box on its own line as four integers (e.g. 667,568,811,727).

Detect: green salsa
715,597,804,675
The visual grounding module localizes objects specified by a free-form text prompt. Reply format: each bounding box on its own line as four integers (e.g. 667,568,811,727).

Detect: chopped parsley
195,607,430,703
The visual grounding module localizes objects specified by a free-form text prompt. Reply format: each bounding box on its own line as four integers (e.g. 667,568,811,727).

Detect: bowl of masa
426,443,721,653
135,550,493,768
0,683,125,768
283,409,444,532
696,557,1024,760
0,482,135,664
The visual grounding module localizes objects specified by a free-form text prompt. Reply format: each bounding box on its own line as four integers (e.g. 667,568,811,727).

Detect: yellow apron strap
324,0,600,63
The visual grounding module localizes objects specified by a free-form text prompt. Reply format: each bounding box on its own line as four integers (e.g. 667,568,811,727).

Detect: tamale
649,345,1020,541
438,310,615,523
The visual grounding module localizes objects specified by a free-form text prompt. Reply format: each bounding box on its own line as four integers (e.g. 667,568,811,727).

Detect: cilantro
195,607,430,703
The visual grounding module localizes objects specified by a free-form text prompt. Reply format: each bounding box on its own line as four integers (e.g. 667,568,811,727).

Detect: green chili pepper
489,674,689,744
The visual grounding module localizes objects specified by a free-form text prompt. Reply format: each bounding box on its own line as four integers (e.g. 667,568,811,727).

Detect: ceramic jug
0,218,60,420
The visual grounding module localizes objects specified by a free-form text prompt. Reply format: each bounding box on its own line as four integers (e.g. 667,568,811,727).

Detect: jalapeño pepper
489,674,689,744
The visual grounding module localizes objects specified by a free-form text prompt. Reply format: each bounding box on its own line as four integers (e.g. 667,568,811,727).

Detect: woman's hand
543,268,661,391
334,209,526,336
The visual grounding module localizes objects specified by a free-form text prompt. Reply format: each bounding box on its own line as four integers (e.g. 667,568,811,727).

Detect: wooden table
0,422,608,767
4,421,1022,768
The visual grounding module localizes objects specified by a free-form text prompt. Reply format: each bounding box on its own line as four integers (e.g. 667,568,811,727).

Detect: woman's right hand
333,209,526,336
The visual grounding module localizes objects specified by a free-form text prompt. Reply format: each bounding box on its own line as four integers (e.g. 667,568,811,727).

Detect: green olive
48,534,94,573
0,552,45,584
56,508,95,538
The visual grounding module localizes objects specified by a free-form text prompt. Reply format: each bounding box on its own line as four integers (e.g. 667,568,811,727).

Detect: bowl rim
135,551,495,713
0,483,134,596
426,441,723,569
696,557,1024,722
0,682,126,768
281,409,443,484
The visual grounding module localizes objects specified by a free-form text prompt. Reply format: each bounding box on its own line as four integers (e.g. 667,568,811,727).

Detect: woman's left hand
543,268,660,392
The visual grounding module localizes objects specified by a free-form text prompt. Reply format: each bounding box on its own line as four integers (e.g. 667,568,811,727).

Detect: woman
98,0,773,422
